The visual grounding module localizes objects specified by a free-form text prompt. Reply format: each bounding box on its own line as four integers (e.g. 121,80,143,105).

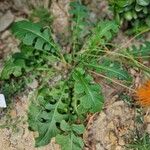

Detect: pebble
51,0,70,38
12,0,29,14
10,110,17,118
3,48,10,54
144,115,150,123
96,143,105,150
0,11,14,32
1,30,11,40
13,0,25,9
118,138,125,146
28,79,38,89
146,124,150,134
109,131,117,144
0,12,3,18
116,146,124,150
107,121,114,130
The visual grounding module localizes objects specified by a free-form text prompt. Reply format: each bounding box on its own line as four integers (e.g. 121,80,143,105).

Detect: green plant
0,77,26,102
1,1,150,150
127,133,150,150
108,0,150,34
70,1,90,51
0,7,54,104
29,7,52,26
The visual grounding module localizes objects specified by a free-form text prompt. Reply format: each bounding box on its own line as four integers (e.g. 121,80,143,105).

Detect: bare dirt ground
0,0,150,150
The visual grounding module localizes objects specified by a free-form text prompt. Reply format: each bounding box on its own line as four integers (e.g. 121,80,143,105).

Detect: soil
0,0,150,150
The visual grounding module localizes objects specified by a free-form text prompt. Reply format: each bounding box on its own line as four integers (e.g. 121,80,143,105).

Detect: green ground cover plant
127,133,150,150
29,7,53,26
108,0,150,34
0,1,150,150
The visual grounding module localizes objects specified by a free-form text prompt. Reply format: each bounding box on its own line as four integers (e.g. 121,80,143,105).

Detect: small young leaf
72,124,85,135
56,121,85,150
136,0,150,6
84,20,118,52
56,133,84,150
70,1,89,50
60,120,71,132
126,41,150,58
59,120,85,135
1,59,26,79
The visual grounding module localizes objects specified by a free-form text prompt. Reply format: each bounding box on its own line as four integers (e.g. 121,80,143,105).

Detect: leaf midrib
19,27,56,50
37,87,65,145
84,62,127,79
74,71,96,107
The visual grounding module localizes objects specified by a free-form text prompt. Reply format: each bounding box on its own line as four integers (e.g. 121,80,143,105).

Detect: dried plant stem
114,29,150,51
89,70,136,92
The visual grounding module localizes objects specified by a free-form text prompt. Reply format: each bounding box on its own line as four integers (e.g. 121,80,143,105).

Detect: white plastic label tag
0,94,6,108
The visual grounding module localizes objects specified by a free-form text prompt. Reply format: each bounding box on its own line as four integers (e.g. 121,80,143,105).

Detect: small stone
1,30,10,39
130,68,137,76
144,115,150,123
0,94,6,108
50,138,61,150
0,12,3,18
118,138,125,146
107,121,114,130
51,0,70,38
23,127,30,139
13,0,25,9
53,75,62,83
116,146,123,150
3,48,11,54
0,11,14,32
146,124,150,134
109,131,117,144
13,0,28,13
7,43,15,49
28,79,38,89
10,110,17,118
96,143,105,150
99,112,106,121
89,12,97,22
17,142,25,150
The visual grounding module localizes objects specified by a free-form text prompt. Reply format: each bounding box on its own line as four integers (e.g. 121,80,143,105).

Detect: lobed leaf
72,68,104,114
70,1,89,50
28,82,70,147
83,59,131,81
56,120,85,150
11,20,57,52
0,45,51,80
126,41,150,59
84,20,118,52
1,58,26,80
56,133,84,150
